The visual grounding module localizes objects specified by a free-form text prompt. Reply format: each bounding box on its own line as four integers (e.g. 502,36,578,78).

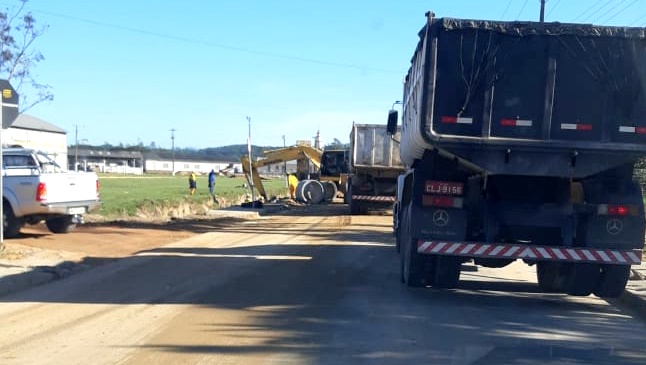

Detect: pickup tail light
96,179,100,198
36,182,47,202
597,204,639,216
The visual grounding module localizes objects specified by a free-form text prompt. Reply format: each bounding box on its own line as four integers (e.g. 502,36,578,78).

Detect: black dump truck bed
402,15,646,178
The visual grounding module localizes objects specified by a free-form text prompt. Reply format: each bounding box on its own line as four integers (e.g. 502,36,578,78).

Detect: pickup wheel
45,216,76,234
3,202,22,238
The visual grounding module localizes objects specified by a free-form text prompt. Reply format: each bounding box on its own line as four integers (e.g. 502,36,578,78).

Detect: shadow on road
1,203,644,364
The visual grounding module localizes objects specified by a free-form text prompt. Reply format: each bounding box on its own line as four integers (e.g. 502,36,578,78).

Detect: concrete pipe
321,181,338,202
296,180,325,204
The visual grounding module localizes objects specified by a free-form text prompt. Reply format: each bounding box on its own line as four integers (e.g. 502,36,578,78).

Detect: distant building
73,148,144,174
3,114,68,168
143,152,240,175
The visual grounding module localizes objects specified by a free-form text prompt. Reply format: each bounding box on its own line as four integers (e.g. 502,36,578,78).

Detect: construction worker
188,171,197,195
288,173,298,200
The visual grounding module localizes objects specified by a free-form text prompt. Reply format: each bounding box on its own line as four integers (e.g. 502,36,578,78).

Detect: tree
0,0,52,113
324,138,348,150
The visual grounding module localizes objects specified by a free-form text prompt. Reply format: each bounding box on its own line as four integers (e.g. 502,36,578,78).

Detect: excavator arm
241,145,323,200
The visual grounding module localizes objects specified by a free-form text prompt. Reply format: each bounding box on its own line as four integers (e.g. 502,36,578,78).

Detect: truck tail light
96,179,100,198
597,204,638,216
422,195,463,208
36,182,47,202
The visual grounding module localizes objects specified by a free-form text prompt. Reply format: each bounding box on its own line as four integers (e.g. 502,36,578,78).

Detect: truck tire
400,205,427,287
401,237,426,287
433,255,461,289
564,263,601,296
344,178,352,205
593,264,630,298
45,216,76,234
3,202,22,238
394,202,401,252
536,262,563,292
350,200,363,215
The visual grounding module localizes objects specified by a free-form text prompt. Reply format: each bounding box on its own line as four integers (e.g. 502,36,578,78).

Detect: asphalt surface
0,205,645,364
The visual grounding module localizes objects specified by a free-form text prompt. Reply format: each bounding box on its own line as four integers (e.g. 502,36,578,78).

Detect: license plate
68,207,86,215
425,181,464,196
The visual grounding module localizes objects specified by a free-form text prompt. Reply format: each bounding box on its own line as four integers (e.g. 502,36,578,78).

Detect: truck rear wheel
593,264,630,298
45,216,76,234
3,202,22,238
399,205,430,287
401,237,426,287
564,263,601,296
536,262,564,292
433,256,461,288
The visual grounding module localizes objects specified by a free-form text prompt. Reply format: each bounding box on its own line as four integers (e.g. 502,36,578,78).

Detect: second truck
389,12,646,297
346,123,404,214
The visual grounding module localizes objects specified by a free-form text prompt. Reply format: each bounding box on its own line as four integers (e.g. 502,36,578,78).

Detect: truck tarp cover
419,18,646,147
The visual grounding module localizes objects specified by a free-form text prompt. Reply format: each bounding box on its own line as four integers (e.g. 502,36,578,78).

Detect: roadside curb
0,269,55,297
0,260,92,298
207,204,288,219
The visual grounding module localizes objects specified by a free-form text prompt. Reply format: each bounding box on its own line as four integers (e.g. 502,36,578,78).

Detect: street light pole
170,128,176,175
246,116,255,205
282,134,288,188
75,124,79,172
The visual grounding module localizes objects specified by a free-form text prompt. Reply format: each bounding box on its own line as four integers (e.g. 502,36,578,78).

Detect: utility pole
539,0,546,23
282,134,288,188
170,128,176,175
75,124,78,172
246,116,255,205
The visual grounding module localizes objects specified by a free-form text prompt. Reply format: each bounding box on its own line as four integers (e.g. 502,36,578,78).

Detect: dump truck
388,12,646,297
346,123,404,214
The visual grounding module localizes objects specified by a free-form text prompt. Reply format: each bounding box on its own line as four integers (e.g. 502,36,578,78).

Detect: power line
628,11,646,25
28,7,400,74
546,0,564,18
500,0,514,19
583,0,627,22
573,0,611,22
598,0,640,23
516,0,531,19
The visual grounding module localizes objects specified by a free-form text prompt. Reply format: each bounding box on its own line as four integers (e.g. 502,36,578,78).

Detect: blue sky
11,0,646,149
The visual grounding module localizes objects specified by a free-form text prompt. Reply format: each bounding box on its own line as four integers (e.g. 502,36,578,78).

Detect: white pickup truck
2,147,101,237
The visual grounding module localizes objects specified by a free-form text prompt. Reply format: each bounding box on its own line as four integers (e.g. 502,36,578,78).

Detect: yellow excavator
241,145,348,202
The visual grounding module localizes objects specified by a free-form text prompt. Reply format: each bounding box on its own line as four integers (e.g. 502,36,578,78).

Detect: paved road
0,205,644,365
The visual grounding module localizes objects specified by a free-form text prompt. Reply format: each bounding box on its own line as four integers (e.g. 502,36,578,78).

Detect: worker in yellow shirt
288,174,299,200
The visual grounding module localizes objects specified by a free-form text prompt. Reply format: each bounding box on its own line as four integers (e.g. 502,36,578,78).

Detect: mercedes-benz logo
606,219,623,235
432,210,449,227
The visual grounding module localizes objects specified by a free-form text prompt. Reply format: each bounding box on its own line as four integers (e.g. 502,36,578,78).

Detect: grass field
97,174,289,218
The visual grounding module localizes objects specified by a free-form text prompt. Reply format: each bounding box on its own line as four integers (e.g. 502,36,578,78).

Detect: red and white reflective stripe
417,241,642,264
351,195,396,202
501,119,533,127
441,116,473,124
561,123,593,131
619,126,646,134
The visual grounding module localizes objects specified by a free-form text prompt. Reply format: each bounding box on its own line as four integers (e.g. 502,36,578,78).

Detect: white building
3,114,68,168
143,154,241,175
